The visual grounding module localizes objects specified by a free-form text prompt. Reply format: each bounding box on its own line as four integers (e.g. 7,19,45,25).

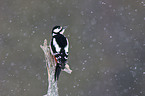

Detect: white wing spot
53,38,61,53
64,39,69,53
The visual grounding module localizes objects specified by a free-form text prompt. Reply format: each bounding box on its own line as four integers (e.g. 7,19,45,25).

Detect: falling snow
0,0,145,96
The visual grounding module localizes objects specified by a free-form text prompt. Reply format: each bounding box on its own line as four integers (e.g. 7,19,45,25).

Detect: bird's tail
54,64,61,81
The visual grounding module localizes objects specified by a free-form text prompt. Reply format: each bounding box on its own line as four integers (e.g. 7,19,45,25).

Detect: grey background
0,0,145,96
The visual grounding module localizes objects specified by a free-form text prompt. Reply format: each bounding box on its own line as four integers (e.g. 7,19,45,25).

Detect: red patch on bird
54,56,58,63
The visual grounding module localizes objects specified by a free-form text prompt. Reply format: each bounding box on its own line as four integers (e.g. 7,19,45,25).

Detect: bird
49,26,69,81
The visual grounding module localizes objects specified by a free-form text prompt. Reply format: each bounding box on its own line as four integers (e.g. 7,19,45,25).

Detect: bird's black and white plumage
50,26,69,81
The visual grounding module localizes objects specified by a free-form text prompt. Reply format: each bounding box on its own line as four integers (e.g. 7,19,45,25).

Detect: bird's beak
63,26,68,29
60,26,68,34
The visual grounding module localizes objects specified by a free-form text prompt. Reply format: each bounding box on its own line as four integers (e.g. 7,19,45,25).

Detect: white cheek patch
53,38,61,53
54,28,61,33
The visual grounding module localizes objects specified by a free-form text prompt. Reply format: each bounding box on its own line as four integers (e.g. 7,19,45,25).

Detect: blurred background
0,0,145,96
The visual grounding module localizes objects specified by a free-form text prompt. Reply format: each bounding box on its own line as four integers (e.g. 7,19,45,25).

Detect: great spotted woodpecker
50,26,69,81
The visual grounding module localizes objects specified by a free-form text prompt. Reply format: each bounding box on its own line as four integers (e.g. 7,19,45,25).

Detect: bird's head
52,26,67,36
